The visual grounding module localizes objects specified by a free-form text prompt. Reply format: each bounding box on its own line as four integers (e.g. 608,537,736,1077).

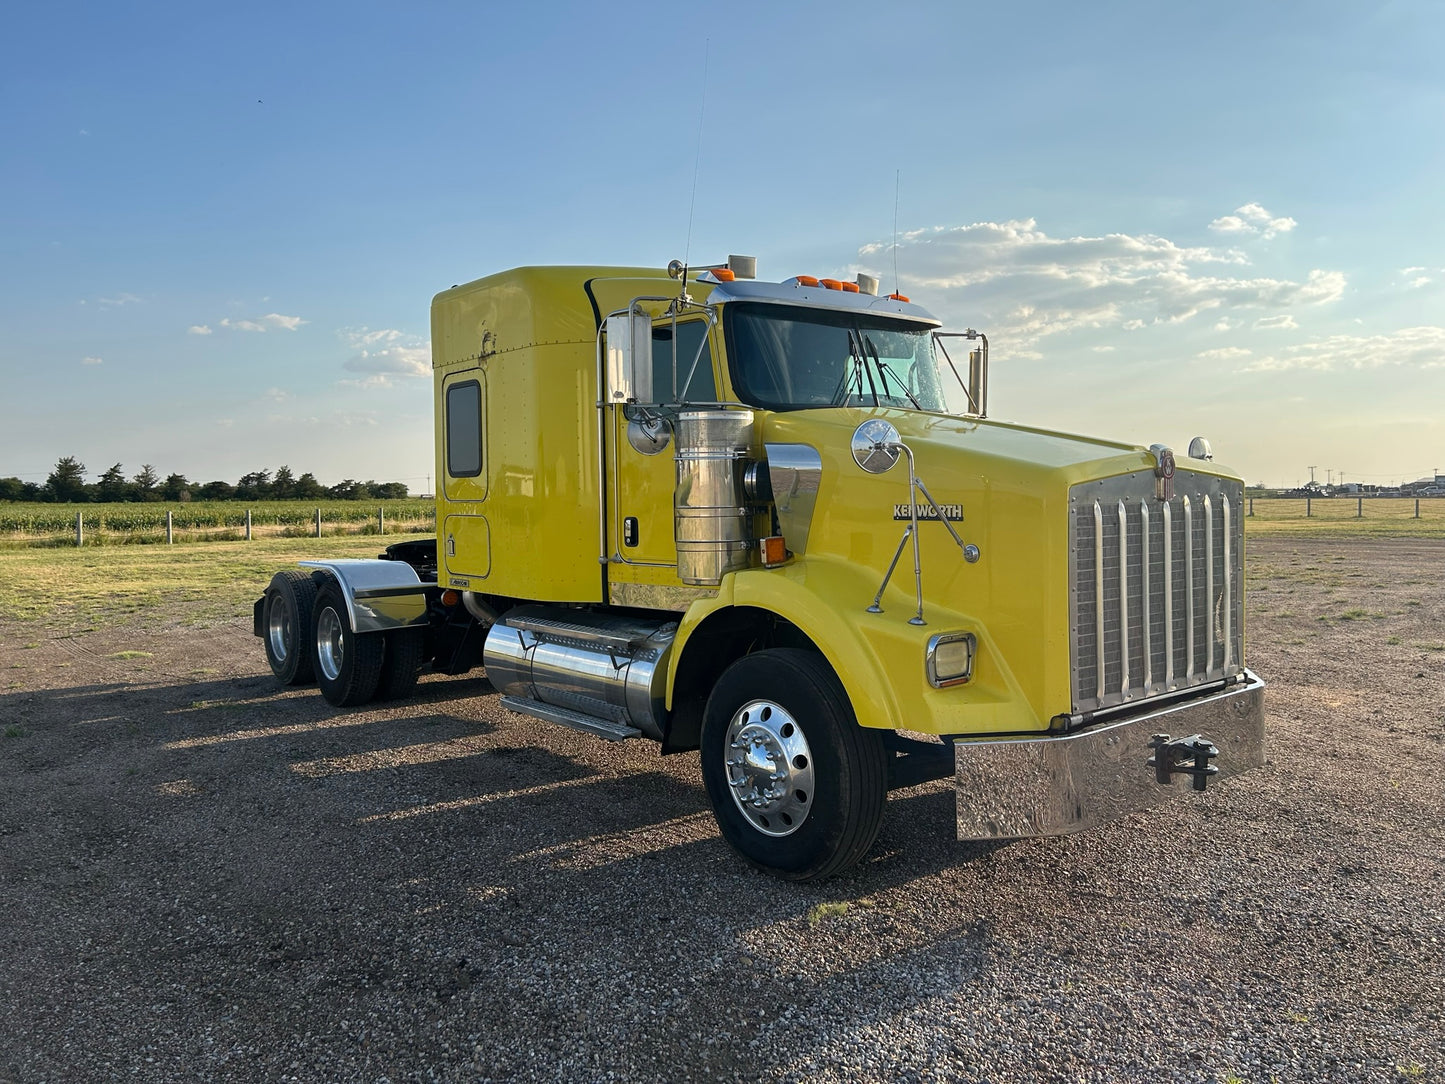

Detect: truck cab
256,258,1264,880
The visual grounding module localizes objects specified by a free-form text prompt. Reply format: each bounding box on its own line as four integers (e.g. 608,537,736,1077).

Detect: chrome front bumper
954,671,1265,840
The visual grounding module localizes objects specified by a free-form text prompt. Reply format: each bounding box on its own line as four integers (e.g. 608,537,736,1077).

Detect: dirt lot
1,537,1442,1083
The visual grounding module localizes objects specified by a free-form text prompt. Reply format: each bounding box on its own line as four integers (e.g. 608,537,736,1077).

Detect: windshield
723,303,970,414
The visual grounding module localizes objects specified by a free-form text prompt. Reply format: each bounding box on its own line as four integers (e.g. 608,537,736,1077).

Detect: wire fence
0,500,437,548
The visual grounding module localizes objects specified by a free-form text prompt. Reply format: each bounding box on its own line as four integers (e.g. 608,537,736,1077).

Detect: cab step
498,695,641,742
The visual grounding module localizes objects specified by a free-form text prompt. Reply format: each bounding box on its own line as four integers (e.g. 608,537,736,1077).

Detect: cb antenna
892,169,901,296
682,36,711,291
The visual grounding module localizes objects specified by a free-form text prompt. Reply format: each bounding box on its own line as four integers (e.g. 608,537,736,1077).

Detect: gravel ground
1,536,1442,1083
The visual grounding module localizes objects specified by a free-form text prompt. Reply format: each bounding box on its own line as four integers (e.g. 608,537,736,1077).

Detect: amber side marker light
840,281,860,293
441,589,461,607
819,278,843,290
888,292,910,302
711,268,736,281
759,536,788,566
795,275,820,287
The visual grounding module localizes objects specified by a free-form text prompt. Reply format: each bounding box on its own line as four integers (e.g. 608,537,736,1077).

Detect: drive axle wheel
262,570,318,685
312,580,384,707
700,649,887,881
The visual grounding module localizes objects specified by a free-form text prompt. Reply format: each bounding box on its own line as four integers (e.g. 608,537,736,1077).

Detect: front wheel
311,580,384,707
700,649,887,881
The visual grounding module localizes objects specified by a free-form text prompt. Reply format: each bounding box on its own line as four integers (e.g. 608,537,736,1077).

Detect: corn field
0,500,436,547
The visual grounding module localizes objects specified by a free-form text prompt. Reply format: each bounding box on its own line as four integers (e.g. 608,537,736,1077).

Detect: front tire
700,649,887,881
311,580,384,707
262,570,318,685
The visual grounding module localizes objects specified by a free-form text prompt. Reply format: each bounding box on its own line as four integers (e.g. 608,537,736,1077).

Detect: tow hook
1147,733,1220,791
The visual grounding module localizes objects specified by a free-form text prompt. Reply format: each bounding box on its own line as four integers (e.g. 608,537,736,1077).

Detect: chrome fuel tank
483,606,677,740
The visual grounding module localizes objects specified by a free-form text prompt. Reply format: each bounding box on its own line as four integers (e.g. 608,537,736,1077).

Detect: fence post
315,507,322,538
1306,495,1311,518
75,511,83,547
1248,498,1254,517
245,509,252,541
1357,497,1363,518
166,510,173,544
378,506,384,535
1416,498,1421,519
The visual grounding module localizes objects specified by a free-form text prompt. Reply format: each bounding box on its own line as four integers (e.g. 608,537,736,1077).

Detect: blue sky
3,0,1442,491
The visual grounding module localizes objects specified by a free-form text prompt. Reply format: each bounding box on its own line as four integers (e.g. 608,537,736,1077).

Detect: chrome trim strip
1140,500,1151,694
1223,495,1233,672
1093,500,1105,701
1184,496,1195,682
1163,499,1174,690
1204,494,1215,677
1117,500,1129,698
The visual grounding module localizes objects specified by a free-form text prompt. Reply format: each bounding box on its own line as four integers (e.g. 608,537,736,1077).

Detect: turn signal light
888,292,910,302
796,275,820,286
759,536,788,566
441,589,461,607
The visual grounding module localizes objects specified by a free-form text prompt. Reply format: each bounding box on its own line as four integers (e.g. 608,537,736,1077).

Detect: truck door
440,369,491,583
610,318,718,570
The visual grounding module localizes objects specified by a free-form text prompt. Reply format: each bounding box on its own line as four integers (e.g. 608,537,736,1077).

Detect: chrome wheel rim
315,606,345,682
725,699,815,837
267,594,293,664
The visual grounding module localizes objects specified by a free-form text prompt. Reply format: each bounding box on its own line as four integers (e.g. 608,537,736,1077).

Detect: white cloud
856,218,1343,356
1091,345,1116,353
1197,347,1253,360
81,356,103,366
1402,266,1426,275
78,128,89,136
263,387,290,402
1239,326,1445,373
1214,317,1238,331
340,328,431,386
98,293,142,308
1254,314,1299,331
188,324,212,335
1208,202,1297,240
218,313,306,333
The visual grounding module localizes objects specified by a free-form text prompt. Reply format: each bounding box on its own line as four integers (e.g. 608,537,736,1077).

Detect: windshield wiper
865,334,922,409
832,330,879,406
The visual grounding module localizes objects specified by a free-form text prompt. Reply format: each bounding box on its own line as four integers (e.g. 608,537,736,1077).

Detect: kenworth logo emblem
893,503,963,522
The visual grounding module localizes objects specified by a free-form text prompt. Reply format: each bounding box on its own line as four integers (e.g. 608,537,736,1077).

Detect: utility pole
1308,465,1317,485
1326,470,1332,486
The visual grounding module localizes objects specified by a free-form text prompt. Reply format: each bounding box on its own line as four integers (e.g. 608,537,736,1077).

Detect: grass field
0,499,435,547
0,533,430,624
1242,496,1445,537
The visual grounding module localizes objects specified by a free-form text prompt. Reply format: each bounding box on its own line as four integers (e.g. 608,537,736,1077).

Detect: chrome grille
1069,471,1245,715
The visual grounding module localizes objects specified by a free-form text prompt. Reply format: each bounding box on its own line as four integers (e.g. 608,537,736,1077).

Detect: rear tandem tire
262,570,318,686
700,648,887,882
311,580,385,707
375,628,425,701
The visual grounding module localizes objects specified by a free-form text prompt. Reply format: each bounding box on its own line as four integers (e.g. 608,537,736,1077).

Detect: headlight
926,632,976,688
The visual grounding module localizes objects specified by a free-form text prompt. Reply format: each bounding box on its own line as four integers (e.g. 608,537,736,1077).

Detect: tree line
0,457,412,503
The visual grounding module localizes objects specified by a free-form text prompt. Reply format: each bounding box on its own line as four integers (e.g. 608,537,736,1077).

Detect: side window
446,380,482,477
652,321,716,402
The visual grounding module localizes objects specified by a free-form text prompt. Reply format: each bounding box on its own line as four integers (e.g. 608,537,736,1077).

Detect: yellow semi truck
255,258,1265,880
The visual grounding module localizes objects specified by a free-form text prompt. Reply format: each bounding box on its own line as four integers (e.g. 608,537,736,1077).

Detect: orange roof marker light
795,275,820,287
819,278,843,291
888,292,911,302
840,281,860,293
711,268,736,281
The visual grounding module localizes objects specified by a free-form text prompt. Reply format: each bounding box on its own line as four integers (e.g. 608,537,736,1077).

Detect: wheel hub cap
725,699,815,837
316,606,345,681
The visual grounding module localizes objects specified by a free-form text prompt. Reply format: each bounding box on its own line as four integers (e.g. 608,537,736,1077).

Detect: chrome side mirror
604,311,654,403
851,419,901,473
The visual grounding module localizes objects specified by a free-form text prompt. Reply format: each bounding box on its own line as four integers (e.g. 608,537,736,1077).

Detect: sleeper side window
447,380,482,477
